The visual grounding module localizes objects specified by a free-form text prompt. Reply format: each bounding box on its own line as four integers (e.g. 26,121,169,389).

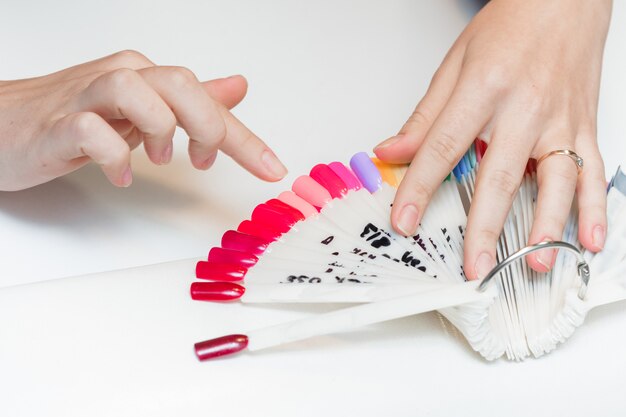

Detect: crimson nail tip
190,282,245,302
195,261,247,281
195,334,249,361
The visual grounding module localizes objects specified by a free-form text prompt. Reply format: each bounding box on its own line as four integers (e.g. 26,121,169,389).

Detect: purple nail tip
349,152,382,193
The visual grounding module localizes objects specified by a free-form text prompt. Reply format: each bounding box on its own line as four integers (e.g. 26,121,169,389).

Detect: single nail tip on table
190,281,245,301
195,334,249,361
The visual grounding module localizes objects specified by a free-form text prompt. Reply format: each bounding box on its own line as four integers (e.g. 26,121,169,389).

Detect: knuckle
485,169,520,201
207,118,227,145
406,177,435,200
517,84,549,116
70,112,102,137
477,228,501,247
109,49,151,68
473,64,511,96
166,66,198,89
103,68,140,91
107,144,129,165
427,131,460,167
536,213,566,237
405,106,432,129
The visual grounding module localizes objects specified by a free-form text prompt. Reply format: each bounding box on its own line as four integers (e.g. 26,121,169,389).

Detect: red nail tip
251,204,298,233
265,199,305,221
196,261,247,281
221,230,270,256
190,282,245,301
328,161,362,191
208,247,258,267
310,164,348,198
238,220,282,241
195,334,249,361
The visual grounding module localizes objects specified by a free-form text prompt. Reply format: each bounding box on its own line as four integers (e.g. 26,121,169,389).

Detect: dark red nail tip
310,164,348,198
195,334,249,361
195,261,247,281
208,247,258,267
237,220,282,241
221,230,270,256
190,282,245,301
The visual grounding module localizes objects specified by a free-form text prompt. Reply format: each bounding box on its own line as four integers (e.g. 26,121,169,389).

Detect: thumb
202,75,248,110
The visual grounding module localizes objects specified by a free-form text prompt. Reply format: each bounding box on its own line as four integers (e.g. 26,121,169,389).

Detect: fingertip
373,135,421,164
374,135,403,153
111,165,132,187
193,152,217,171
467,251,496,281
392,203,420,236
227,74,248,89
260,149,288,181
526,253,553,273
579,223,606,252
161,142,173,165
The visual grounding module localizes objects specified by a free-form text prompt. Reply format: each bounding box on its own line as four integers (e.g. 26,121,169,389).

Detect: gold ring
536,149,583,173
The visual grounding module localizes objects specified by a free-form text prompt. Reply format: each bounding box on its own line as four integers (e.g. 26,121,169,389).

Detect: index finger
391,84,493,236
216,106,288,182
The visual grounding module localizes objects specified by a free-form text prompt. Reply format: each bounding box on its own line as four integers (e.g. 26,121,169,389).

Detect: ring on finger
536,149,583,174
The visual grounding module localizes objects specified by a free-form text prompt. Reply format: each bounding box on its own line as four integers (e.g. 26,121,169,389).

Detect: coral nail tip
195,334,249,361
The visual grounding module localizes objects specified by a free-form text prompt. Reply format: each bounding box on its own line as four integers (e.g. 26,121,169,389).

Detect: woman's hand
0,50,287,191
374,0,612,278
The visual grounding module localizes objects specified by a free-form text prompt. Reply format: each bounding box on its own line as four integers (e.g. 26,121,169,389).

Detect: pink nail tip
190,282,245,301
329,161,362,190
221,230,270,256
237,220,282,241
310,164,348,198
195,334,249,361
208,247,258,267
292,175,332,209
195,261,247,281
277,191,318,218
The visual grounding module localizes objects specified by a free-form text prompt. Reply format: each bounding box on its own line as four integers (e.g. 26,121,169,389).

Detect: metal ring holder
477,241,590,300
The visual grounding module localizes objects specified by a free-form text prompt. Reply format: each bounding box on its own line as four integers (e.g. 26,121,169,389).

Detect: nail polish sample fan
190,141,626,362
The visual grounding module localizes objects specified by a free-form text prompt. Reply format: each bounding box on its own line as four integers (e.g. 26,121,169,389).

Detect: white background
1,1,625,416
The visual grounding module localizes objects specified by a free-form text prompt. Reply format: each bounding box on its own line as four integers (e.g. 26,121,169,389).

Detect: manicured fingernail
536,249,555,271
121,166,132,187
161,143,173,164
374,135,402,151
396,204,419,236
200,153,217,170
474,252,495,279
261,150,288,179
592,225,605,250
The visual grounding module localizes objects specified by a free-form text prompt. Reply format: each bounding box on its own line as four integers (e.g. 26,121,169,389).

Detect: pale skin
374,0,613,279
0,0,613,280
0,50,287,192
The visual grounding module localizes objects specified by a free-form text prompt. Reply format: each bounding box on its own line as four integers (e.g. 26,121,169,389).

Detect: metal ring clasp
476,241,590,300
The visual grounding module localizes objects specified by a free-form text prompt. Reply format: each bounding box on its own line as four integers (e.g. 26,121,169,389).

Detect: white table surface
1,1,625,416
